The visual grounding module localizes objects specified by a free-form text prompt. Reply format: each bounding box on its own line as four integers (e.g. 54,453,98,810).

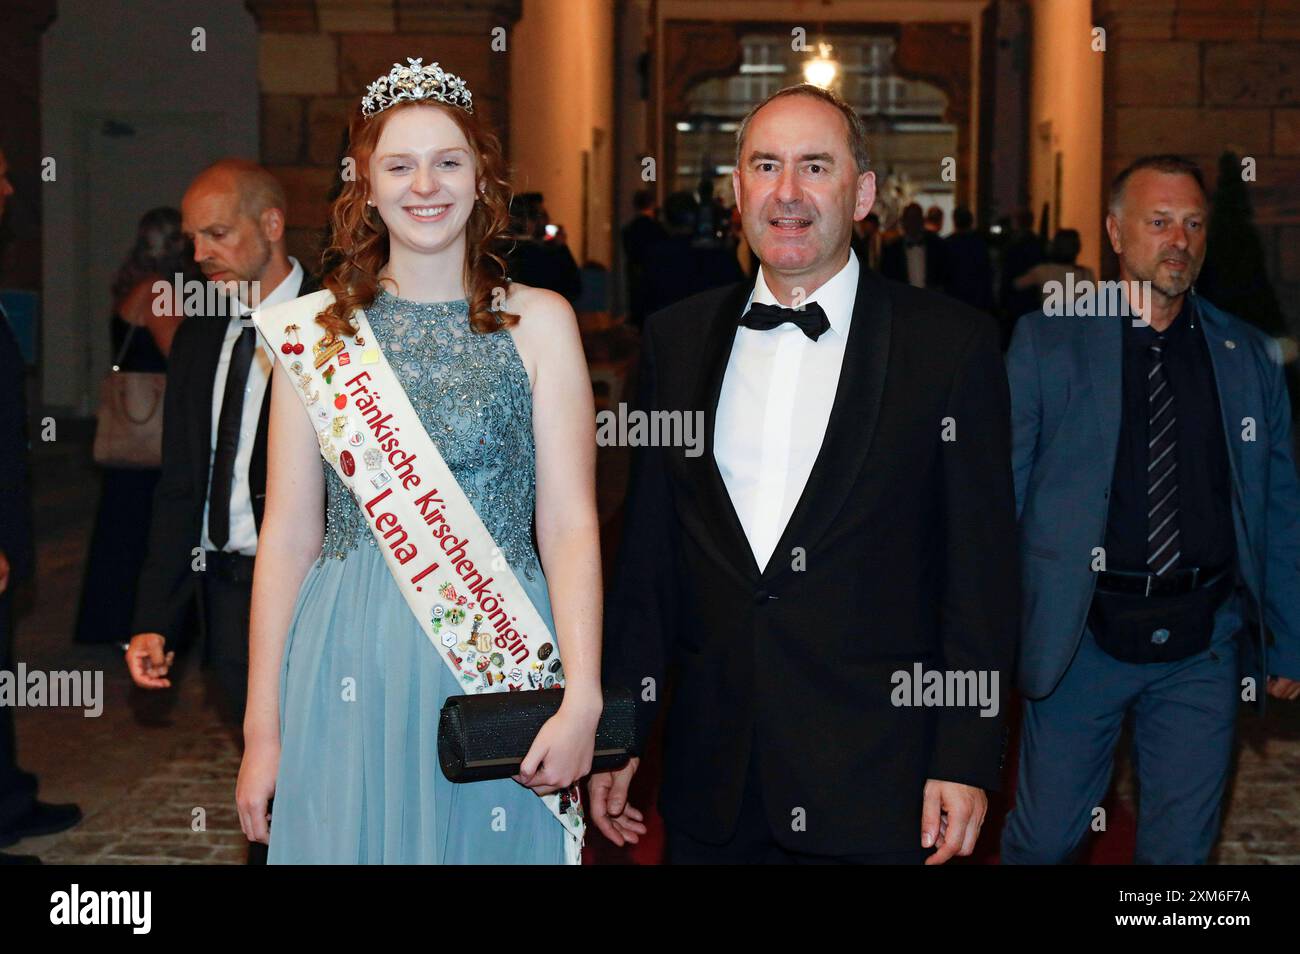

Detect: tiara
361,57,474,119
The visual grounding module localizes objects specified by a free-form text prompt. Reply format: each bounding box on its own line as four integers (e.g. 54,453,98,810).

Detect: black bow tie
739,300,830,342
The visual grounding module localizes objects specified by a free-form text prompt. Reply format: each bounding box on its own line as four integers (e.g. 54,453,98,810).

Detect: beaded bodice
318,288,540,580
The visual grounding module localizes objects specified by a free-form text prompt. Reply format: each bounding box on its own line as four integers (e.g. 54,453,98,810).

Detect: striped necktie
1146,338,1180,576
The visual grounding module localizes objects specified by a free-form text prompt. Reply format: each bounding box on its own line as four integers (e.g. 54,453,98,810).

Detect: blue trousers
1002,595,1244,865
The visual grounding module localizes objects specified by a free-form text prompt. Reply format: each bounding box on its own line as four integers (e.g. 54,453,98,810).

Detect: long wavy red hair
317,98,517,338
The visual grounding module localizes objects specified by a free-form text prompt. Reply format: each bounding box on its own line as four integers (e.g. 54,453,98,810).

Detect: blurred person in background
621,188,667,328
943,206,994,313
925,204,944,235
641,190,744,316
881,201,948,291
1012,228,1095,309
0,144,82,864
502,192,581,302
73,207,197,647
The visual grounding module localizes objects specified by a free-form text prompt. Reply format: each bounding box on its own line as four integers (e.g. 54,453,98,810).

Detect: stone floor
7,406,1300,864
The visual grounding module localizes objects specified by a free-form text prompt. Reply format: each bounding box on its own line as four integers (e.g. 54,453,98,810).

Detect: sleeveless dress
267,288,568,864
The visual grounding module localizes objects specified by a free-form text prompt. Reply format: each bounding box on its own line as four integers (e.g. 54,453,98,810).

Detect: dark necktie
740,300,830,342
1146,338,1180,576
208,325,257,551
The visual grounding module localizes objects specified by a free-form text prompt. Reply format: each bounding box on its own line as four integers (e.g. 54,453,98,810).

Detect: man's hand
588,757,647,846
1267,676,1300,701
921,778,987,865
0,549,9,595
125,633,174,689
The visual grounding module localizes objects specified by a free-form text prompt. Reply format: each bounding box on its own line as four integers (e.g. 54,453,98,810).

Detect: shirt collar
232,256,304,318
744,247,859,340
1127,294,1194,347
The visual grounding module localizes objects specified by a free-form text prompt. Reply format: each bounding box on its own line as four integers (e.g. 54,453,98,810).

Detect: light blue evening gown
267,288,568,864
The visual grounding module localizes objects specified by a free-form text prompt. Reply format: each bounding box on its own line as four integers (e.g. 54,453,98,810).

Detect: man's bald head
186,158,287,223
182,158,291,295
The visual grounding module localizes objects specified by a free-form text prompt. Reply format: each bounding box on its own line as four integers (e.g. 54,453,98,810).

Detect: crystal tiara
361,57,474,119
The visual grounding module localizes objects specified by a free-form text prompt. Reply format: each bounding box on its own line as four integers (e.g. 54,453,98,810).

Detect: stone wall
246,0,523,267
1099,0,1300,330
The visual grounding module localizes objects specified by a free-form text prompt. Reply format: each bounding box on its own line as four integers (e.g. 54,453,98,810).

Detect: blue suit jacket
1007,294,1300,698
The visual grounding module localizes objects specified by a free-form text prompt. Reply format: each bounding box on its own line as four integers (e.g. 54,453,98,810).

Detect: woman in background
1012,228,1096,309
73,208,194,646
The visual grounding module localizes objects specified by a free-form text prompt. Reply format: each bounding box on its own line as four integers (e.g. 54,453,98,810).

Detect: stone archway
658,19,974,210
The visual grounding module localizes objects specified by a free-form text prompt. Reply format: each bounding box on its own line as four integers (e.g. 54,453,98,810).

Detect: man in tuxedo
590,84,1018,863
0,147,82,862
125,159,316,731
849,211,882,271
881,202,949,292
1000,156,1300,864
943,206,994,313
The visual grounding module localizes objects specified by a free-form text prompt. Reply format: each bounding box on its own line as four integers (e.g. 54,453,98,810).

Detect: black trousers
197,553,255,728
0,591,37,830
197,552,266,865
667,745,929,865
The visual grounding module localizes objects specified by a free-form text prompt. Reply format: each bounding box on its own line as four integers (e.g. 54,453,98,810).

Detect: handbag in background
92,323,165,469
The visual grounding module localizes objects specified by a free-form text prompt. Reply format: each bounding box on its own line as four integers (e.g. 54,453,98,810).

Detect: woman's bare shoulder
502,281,575,331
118,278,162,324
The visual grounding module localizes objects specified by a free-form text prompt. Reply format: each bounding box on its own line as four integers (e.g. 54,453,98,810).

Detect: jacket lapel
192,314,227,492
1085,312,1123,456
685,279,763,583
1197,297,1253,506
763,265,892,581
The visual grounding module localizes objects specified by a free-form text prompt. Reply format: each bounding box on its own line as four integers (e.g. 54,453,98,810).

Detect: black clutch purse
437,687,638,783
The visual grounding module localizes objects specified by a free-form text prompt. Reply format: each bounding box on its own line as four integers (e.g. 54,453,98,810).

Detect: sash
251,289,583,864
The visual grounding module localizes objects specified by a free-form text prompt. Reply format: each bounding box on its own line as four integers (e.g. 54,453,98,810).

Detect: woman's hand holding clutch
512,691,603,796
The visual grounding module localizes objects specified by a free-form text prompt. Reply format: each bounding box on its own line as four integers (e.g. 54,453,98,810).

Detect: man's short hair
192,158,287,223
735,83,870,175
1108,155,1207,215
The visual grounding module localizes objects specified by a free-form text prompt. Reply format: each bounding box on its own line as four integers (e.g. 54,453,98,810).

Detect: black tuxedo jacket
604,265,1019,854
880,232,949,292
131,274,320,640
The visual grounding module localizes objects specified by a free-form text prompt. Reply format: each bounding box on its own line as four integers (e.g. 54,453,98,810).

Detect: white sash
252,289,583,864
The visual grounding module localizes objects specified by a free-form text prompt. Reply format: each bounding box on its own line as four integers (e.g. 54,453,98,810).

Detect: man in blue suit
1001,155,1300,865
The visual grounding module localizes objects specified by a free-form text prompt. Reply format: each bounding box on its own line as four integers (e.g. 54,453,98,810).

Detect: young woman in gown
236,63,603,863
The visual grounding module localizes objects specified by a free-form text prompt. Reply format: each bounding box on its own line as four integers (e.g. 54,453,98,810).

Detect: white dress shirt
714,248,860,572
905,241,927,288
200,257,304,555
